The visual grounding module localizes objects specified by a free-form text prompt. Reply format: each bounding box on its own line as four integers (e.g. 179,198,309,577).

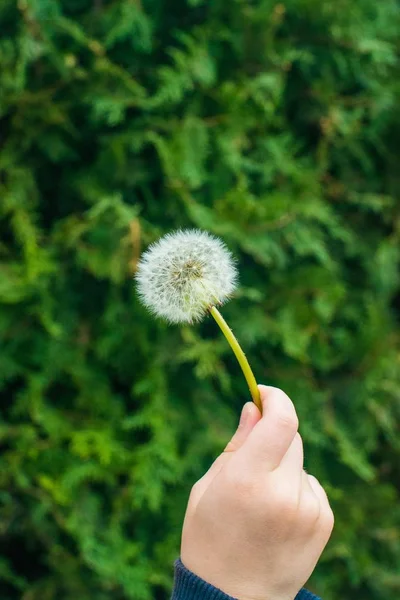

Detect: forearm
171,558,321,600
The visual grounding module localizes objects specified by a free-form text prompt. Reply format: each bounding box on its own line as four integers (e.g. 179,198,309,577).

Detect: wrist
171,558,322,600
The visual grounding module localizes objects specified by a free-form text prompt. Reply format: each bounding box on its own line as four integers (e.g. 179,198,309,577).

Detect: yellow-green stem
210,306,262,413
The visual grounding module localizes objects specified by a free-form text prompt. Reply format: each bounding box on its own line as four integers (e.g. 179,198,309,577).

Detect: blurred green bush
0,0,399,598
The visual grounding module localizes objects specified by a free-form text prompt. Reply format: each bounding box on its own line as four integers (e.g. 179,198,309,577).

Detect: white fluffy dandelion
135,229,262,412
135,229,238,324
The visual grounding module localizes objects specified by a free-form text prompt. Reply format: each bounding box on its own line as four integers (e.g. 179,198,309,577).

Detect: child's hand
181,385,334,600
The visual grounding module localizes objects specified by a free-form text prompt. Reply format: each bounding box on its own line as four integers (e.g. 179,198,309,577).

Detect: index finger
242,385,299,470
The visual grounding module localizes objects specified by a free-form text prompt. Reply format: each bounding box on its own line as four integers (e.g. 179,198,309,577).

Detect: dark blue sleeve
171,558,321,600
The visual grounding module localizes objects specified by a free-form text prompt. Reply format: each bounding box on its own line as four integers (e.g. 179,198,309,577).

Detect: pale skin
181,385,334,600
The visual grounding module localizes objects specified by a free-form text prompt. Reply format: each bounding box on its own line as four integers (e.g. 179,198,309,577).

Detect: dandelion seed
135,229,262,411
135,229,238,324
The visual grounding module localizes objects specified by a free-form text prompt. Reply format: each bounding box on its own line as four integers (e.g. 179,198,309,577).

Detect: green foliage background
1,0,399,598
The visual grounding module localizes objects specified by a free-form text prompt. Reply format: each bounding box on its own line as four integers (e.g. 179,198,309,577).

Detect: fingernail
238,404,250,428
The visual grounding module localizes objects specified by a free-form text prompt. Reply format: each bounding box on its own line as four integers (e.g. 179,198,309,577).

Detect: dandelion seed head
135,229,238,323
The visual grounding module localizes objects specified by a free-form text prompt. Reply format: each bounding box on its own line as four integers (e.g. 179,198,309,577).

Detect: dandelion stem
209,306,262,413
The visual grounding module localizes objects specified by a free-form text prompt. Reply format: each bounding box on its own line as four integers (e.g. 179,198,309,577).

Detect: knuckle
271,487,298,519
303,482,334,533
276,409,299,432
272,389,299,431
304,495,321,524
321,503,335,534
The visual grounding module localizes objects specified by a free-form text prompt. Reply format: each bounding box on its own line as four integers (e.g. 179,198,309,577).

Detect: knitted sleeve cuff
295,589,321,600
171,558,321,600
171,558,237,600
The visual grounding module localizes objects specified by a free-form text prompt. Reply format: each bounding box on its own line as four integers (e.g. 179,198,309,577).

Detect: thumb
188,402,262,509
223,402,262,453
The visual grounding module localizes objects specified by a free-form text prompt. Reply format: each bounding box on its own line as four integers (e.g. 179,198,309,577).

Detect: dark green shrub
0,1,399,598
